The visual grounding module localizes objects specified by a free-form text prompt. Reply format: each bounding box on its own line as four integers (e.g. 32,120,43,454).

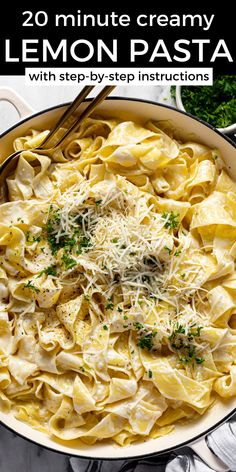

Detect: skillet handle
0,87,34,119
190,437,229,472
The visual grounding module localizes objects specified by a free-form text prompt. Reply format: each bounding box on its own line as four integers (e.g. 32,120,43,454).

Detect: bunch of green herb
172,76,236,128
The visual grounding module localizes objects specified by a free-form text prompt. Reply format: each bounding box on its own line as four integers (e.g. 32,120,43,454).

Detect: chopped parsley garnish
62,252,77,270
37,265,57,277
103,324,108,330
134,321,144,330
180,345,196,364
76,237,92,254
187,325,203,339
112,238,119,243
123,315,128,320
196,357,205,364
47,235,59,255
169,323,185,340
162,211,180,230
25,232,41,244
137,332,156,351
105,297,114,310
134,322,157,351
174,249,181,257
54,209,61,223
148,369,153,378
46,266,57,276
164,245,172,255
46,221,53,233
45,206,91,260
24,280,40,293
117,307,123,313
95,199,102,206
46,209,62,255
169,323,204,365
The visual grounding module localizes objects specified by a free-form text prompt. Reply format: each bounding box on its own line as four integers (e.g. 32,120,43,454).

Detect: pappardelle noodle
0,116,236,446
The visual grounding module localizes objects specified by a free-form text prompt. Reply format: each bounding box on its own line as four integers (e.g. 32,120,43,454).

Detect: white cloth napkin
70,415,236,472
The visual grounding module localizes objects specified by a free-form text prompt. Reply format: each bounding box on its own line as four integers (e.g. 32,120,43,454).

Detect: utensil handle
40,85,94,149
0,87,34,119
190,437,229,472
55,85,115,148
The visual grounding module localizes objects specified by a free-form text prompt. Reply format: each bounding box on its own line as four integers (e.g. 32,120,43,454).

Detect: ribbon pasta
0,116,236,446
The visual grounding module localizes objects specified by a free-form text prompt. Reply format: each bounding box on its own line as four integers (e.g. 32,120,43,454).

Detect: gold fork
0,85,115,202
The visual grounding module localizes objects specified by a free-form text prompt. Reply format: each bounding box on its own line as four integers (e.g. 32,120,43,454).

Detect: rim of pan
0,96,235,460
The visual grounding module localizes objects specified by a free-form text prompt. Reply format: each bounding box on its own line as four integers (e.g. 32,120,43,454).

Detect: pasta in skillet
0,116,236,446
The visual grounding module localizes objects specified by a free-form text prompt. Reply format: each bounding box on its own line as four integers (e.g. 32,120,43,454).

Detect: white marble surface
0,80,171,472
0,78,174,133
